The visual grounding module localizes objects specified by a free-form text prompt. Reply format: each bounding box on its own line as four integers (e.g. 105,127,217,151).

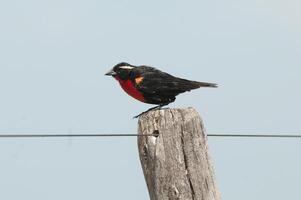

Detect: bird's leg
133,105,160,119
133,103,168,119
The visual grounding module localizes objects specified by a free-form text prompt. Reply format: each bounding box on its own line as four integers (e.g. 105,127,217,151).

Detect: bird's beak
105,69,117,76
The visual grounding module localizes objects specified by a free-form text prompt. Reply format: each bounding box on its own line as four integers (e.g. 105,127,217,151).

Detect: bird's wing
135,66,214,95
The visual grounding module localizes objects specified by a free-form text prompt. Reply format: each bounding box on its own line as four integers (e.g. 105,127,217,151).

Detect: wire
0,134,157,138
0,133,300,138
207,134,301,138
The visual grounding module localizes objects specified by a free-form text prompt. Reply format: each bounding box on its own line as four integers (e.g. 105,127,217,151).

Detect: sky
0,0,300,199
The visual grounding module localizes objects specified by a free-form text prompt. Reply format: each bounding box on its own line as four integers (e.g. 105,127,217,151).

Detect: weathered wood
137,107,220,200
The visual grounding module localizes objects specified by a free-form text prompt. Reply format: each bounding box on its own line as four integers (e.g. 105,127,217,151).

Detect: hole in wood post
153,130,159,137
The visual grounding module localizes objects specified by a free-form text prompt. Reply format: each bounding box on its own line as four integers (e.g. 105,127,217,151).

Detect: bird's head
105,62,137,80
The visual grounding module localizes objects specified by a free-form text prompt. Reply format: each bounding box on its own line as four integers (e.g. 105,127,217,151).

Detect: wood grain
138,107,220,200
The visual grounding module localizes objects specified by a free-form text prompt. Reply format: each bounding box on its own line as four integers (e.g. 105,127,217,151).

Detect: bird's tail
195,81,218,88
175,78,218,92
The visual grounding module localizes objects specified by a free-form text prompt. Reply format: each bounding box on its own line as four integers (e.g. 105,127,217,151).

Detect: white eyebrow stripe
119,66,134,69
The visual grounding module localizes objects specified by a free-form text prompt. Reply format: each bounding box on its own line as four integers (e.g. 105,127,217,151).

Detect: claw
133,103,168,119
133,112,144,119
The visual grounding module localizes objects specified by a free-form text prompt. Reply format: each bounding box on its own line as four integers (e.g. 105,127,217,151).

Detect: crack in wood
181,135,196,200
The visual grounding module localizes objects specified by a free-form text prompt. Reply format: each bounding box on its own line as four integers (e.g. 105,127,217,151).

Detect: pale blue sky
0,0,300,199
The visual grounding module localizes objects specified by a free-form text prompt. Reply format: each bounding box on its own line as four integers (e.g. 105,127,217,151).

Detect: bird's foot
133,104,168,119
133,111,151,119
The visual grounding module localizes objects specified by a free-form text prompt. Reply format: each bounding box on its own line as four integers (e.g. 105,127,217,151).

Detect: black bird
105,62,217,118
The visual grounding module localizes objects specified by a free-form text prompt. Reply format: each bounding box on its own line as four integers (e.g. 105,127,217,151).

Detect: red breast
115,77,145,102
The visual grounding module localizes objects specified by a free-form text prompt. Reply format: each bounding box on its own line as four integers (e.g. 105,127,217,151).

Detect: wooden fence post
137,107,220,200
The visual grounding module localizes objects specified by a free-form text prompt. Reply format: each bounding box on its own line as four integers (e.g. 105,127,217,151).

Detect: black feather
131,66,217,104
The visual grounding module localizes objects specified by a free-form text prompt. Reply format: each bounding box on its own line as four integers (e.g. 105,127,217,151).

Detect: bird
105,62,217,118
